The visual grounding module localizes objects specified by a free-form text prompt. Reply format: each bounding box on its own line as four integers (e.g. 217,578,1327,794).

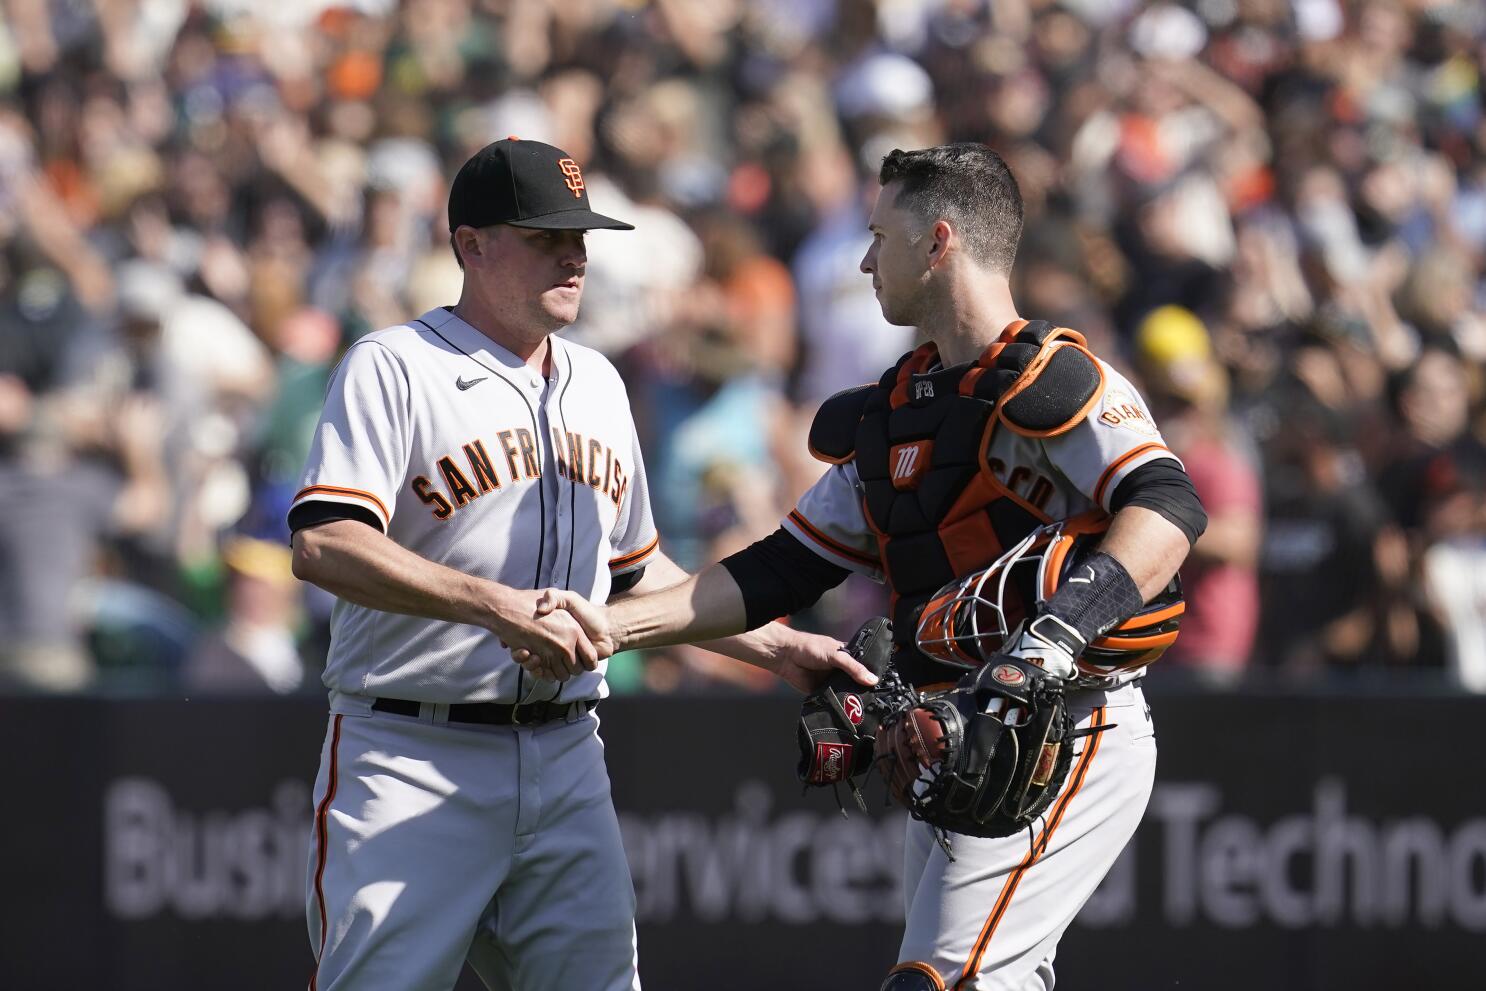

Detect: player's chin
877,297,914,327
538,290,582,325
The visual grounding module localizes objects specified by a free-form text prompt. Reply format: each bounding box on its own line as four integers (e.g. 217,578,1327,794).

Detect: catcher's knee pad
880,962,946,991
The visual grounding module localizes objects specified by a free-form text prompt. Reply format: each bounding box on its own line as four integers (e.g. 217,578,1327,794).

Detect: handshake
490,583,881,693
494,588,613,685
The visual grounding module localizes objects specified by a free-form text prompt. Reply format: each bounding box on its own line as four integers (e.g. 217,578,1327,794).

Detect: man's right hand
507,590,618,674
540,589,618,654
491,589,603,682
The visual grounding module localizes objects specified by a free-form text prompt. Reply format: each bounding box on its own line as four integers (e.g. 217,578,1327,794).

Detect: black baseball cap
447,138,634,232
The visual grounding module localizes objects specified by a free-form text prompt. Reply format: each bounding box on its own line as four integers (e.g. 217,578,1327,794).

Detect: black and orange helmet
915,512,1184,682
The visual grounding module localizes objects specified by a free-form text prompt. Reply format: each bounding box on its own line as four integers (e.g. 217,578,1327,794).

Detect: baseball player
288,138,874,991
541,144,1207,989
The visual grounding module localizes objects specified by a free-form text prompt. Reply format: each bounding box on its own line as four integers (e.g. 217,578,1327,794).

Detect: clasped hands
496,589,613,685
496,588,879,693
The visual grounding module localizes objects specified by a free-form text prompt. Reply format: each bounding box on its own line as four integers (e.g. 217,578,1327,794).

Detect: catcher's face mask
915,514,1184,679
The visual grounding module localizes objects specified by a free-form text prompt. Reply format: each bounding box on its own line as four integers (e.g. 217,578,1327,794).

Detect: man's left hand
1000,614,1084,682
767,630,878,693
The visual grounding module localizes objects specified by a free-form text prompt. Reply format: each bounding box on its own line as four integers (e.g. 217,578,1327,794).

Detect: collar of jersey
416,306,566,383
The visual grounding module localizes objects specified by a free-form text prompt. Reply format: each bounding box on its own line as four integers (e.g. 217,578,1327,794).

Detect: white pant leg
896,686,1157,991
903,807,936,921
305,712,522,991
464,714,640,991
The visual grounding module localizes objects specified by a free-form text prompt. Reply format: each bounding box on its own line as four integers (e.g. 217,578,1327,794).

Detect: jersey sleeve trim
785,509,881,570
609,533,659,572
1092,443,1174,508
293,484,391,530
288,500,383,534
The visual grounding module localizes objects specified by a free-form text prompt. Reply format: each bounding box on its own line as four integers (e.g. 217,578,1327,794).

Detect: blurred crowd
1,0,1483,696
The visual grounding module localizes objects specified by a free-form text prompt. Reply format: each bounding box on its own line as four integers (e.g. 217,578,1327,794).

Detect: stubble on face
864,184,931,328
879,271,929,328
478,226,588,342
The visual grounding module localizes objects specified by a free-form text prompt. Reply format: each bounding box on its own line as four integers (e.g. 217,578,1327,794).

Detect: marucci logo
889,440,932,490
893,447,920,479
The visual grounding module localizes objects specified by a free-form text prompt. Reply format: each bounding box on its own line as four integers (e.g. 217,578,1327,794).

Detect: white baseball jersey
291,305,658,705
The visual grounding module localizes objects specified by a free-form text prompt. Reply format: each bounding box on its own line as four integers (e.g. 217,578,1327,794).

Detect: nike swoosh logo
456,376,488,391
1068,565,1095,585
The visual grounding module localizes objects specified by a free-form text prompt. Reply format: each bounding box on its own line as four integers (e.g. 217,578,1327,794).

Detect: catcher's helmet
915,513,1183,681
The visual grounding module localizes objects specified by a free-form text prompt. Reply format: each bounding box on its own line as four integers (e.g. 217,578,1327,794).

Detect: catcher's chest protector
852,321,1104,688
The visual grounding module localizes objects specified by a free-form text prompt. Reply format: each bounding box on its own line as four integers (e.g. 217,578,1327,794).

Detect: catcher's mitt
797,617,914,809
876,656,1109,845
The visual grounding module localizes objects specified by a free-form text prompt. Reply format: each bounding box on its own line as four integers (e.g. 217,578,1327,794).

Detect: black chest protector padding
994,324,1104,436
808,322,1102,468
808,384,874,463
843,321,1103,686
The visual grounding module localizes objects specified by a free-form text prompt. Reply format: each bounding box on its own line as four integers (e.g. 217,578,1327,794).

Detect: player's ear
455,226,482,264
927,219,953,269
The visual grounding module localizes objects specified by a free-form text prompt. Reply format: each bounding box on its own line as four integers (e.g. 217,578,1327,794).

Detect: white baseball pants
893,683,1157,990
305,705,641,991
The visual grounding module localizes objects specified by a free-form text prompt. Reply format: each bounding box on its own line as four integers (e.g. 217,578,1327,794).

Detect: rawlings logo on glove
796,618,916,806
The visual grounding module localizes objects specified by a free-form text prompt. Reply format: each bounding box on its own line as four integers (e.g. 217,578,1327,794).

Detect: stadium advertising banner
2,692,1482,990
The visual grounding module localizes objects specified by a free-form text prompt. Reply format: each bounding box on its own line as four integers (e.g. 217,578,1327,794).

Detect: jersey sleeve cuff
1091,444,1182,510
783,510,883,580
291,484,392,532
609,533,659,574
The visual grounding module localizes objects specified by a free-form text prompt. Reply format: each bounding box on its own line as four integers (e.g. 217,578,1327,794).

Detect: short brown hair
879,144,1023,273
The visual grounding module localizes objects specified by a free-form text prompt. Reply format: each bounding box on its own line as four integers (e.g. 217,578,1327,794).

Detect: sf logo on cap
557,158,585,198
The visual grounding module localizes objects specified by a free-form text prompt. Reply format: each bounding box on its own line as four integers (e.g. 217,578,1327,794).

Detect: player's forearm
291,519,513,630
1097,506,1192,601
611,549,790,667
692,621,816,673
607,564,751,651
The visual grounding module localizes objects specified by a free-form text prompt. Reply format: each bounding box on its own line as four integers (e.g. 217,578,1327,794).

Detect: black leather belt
371,697,596,726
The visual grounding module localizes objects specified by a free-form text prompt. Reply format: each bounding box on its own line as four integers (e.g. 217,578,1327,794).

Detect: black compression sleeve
288,501,383,534
1109,459,1208,546
720,528,852,631
609,567,646,596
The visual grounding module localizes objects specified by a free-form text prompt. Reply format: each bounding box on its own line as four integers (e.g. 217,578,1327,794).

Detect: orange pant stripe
954,706,1108,988
308,715,344,991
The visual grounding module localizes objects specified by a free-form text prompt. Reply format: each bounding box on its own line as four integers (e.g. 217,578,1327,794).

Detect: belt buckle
509,703,541,727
